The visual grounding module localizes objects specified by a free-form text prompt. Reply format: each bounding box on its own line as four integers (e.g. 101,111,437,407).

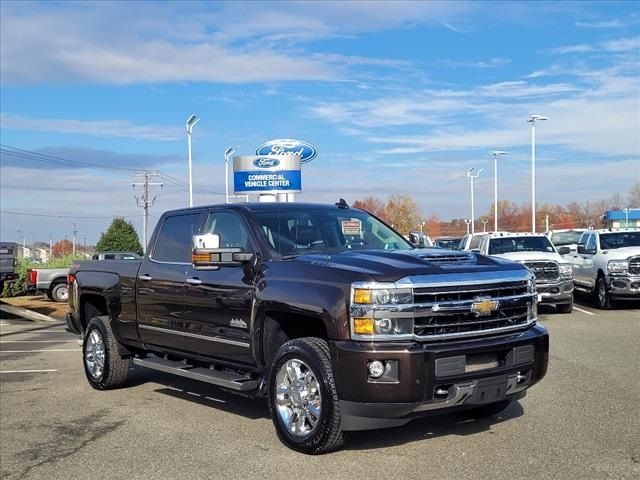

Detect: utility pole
72,222,77,256
133,171,163,253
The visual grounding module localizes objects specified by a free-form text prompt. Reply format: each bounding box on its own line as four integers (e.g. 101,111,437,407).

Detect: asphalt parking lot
1,300,639,480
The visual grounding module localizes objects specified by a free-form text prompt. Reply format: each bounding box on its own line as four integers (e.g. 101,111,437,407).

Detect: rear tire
83,316,130,390
457,400,512,419
556,300,573,314
50,282,69,303
268,337,348,454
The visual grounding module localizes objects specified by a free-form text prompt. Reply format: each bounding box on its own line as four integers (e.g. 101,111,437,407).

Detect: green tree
385,194,422,234
95,218,143,255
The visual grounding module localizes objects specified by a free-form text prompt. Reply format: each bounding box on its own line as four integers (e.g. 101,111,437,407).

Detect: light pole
224,147,235,204
467,168,483,235
186,114,200,207
482,219,488,233
527,115,548,233
464,219,471,235
490,151,507,232
623,207,629,227
419,221,425,233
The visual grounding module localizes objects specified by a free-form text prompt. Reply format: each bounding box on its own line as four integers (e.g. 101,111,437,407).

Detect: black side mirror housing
558,246,571,255
192,247,255,270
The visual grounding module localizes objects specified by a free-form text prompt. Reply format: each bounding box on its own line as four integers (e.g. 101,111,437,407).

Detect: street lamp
482,218,488,233
419,221,425,234
464,219,471,235
186,114,200,207
467,168,483,235
527,115,548,233
490,151,507,232
224,147,235,204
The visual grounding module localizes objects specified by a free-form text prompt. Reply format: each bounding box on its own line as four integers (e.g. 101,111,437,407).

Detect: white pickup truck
476,233,574,313
569,229,640,309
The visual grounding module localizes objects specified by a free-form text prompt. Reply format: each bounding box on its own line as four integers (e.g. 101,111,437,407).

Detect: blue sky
1,0,638,244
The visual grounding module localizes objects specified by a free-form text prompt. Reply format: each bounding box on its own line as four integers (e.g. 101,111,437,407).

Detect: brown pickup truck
67,201,548,453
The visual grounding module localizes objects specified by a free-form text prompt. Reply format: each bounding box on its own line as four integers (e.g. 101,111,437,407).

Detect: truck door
137,212,201,353
183,210,255,365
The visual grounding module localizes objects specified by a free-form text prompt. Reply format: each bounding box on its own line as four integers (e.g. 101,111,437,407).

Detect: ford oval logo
253,157,280,168
256,139,318,164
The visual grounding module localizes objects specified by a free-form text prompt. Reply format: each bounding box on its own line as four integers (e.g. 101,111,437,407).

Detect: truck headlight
351,283,414,340
607,260,628,275
558,263,573,278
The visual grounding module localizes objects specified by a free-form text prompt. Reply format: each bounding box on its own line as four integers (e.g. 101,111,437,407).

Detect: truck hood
492,251,565,263
291,248,526,282
600,246,640,260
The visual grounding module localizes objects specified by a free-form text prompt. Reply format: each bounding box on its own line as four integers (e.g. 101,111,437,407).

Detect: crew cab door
573,232,596,289
183,210,256,365
137,212,201,352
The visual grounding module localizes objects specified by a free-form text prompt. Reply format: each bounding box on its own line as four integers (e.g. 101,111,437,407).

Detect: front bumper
606,275,640,300
330,324,549,431
536,278,573,304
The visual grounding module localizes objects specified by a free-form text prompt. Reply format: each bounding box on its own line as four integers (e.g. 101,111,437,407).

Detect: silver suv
477,233,574,313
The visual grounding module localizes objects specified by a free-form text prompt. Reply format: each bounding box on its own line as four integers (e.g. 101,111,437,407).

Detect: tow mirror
558,246,571,255
192,234,254,270
408,231,426,248
577,244,586,255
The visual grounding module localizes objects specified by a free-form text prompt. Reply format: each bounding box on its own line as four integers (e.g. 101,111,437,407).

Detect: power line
1,210,145,219
132,172,163,253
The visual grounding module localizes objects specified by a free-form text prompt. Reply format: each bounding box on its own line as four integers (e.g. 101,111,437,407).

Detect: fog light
368,360,385,378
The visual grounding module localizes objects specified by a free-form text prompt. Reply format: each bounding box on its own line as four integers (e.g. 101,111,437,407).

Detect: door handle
138,274,153,281
185,277,203,286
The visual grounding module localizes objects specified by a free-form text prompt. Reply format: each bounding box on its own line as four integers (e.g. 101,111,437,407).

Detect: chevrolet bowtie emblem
471,298,499,316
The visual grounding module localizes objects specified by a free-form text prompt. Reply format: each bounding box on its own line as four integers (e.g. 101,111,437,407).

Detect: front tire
268,338,348,454
556,300,573,314
83,316,130,390
596,276,614,309
50,282,69,302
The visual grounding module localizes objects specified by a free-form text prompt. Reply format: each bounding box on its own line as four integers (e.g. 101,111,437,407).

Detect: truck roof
160,202,361,216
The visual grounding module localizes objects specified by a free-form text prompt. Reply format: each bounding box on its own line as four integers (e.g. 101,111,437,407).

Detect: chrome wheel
275,358,322,438
84,329,105,380
597,279,607,307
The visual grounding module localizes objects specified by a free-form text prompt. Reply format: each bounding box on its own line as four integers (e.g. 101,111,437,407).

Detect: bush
0,254,85,298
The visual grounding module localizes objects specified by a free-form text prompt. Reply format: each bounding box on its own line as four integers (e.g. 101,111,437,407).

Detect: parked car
91,251,142,260
476,232,574,313
67,201,547,454
459,233,489,251
0,242,19,293
546,229,587,254
28,268,70,302
434,236,464,250
569,228,640,308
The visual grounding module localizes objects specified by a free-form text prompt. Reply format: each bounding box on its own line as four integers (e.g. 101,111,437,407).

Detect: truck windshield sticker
342,220,362,236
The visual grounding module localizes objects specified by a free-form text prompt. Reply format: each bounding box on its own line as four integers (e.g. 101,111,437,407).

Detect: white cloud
551,36,640,55
575,20,624,29
0,114,182,141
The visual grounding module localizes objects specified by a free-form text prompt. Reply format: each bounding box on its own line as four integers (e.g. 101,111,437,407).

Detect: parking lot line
0,369,58,374
0,349,79,353
0,340,78,343
573,306,596,316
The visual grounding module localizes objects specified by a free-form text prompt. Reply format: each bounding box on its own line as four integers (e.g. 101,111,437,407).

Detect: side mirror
408,231,426,248
192,234,254,270
577,244,586,255
558,246,571,255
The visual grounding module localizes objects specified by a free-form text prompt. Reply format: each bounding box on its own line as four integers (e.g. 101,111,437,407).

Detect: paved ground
1,299,639,480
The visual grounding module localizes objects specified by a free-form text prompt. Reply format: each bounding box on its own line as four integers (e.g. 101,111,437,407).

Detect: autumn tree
352,196,388,222
385,194,422,234
52,239,73,257
95,218,143,255
423,214,441,238
628,182,640,208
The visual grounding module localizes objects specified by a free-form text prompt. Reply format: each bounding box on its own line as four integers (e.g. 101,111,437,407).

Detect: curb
0,303,59,323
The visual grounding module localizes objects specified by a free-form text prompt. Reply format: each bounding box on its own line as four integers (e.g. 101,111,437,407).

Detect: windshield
436,238,462,250
550,231,584,246
599,232,640,250
488,236,556,255
251,208,412,256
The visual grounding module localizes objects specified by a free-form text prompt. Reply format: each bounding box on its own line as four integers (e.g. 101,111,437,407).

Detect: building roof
601,209,640,220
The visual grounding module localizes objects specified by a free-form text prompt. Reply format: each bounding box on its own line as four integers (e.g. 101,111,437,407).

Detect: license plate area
465,353,501,373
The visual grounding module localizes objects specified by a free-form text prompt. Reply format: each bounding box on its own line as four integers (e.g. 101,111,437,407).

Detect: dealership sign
233,154,301,193
255,139,317,164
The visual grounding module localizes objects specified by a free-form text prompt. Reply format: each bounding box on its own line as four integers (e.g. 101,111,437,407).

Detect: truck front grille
524,261,559,282
629,256,640,275
412,280,533,340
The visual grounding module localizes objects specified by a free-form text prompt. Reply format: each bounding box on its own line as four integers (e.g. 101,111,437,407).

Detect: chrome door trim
139,324,250,348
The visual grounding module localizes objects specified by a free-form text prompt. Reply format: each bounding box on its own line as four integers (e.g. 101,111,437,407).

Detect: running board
133,356,258,391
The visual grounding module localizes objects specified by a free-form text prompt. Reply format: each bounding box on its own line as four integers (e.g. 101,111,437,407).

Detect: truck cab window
202,212,253,251
152,213,200,263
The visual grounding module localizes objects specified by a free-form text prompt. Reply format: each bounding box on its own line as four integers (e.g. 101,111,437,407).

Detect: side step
133,356,258,392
